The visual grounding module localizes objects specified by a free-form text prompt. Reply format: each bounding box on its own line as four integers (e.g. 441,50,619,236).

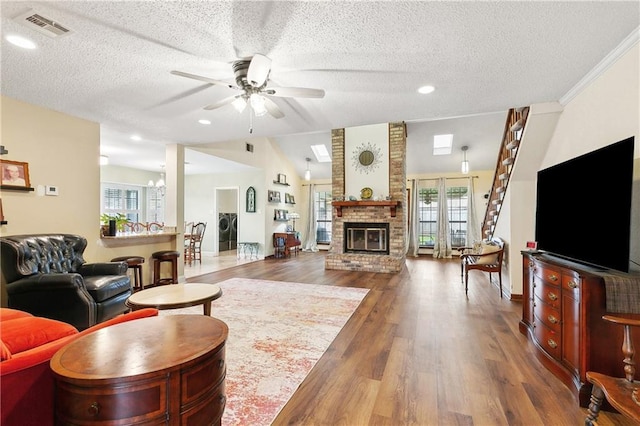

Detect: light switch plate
45,185,59,196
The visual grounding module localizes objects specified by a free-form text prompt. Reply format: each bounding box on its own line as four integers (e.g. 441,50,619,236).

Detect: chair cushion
83,274,132,302
476,242,500,265
0,308,33,322
1,316,77,355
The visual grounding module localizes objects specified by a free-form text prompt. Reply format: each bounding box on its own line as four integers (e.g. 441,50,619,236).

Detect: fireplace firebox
344,222,389,255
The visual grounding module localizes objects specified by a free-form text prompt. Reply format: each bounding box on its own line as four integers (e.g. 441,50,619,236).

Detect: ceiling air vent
13,10,73,38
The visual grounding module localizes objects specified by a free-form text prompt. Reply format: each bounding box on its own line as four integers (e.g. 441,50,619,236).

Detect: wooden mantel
332,200,400,217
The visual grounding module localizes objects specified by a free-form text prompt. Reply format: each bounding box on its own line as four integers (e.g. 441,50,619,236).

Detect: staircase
481,106,530,239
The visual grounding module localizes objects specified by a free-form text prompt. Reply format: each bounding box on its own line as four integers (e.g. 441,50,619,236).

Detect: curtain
302,184,319,252
406,179,419,257
432,177,452,258
466,177,481,246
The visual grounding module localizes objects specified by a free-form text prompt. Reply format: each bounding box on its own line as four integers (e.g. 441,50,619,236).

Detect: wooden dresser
51,315,228,425
520,251,640,407
273,232,301,257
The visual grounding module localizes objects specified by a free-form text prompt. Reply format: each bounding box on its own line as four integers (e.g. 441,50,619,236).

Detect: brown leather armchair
0,234,132,330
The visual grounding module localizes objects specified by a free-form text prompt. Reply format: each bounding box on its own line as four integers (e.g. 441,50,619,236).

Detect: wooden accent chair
184,222,206,265
460,237,505,297
585,315,640,425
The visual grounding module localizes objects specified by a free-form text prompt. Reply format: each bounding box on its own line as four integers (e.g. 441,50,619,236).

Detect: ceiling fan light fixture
232,96,247,113
250,94,267,116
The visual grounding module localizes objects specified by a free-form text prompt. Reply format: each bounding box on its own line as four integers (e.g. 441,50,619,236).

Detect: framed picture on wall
0,160,30,188
246,186,256,212
277,173,287,184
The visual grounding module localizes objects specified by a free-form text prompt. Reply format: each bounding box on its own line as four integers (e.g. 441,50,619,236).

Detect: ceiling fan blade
247,54,272,87
170,70,237,90
203,95,239,110
263,97,284,119
264,86,325,98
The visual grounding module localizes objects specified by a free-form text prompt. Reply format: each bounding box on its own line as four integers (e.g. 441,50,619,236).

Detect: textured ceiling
1,1,638,179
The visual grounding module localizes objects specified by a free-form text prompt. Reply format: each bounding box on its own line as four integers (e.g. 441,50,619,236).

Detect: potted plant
100,213,127,236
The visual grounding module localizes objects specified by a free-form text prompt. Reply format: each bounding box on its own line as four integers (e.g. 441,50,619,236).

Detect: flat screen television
535,136,635,273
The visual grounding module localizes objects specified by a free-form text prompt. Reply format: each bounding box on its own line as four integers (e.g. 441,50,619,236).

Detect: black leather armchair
0,234,132,330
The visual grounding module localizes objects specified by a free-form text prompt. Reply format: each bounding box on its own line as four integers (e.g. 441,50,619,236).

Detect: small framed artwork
246,186,256,212
289,194,295,204
268,190,281,203
285,193,290,203
277,173,287,184
1,160,30,188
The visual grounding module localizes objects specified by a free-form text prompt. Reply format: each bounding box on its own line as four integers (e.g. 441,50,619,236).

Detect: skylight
433,134,453,155
311,144,331,162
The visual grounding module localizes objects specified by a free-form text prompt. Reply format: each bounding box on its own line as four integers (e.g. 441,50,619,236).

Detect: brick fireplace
325,122,406,273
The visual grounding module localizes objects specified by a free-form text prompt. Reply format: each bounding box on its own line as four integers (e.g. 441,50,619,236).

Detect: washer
229,213,238,250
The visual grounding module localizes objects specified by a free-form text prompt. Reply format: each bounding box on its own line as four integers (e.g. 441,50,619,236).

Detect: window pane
315,191,332,244
417,184,468,248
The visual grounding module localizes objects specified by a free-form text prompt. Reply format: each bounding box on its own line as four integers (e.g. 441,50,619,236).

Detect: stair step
510,119,524,132
499,172,509,181
506,139,520,150
496,186,505,193
491,199,501,206
502,157,514,166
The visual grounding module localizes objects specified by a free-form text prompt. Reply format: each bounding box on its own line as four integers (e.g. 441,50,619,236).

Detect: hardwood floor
187,252,634,425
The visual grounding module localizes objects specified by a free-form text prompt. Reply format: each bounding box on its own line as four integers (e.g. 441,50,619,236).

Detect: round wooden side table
50,315,228,425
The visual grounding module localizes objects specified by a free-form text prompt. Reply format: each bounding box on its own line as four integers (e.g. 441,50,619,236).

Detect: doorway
216,187,239,253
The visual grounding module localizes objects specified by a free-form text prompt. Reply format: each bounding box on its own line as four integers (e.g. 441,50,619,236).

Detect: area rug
159,278,369,425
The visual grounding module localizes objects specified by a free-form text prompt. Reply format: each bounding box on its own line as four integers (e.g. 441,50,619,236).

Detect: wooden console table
51,315,228,425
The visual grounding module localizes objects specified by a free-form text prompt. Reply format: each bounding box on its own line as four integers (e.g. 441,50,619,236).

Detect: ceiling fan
171,54,325,120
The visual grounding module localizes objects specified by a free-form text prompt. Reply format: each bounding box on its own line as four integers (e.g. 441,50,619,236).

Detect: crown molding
560,26,639,106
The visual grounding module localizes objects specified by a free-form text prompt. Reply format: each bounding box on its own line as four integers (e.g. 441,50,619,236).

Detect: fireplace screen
345,223,389,254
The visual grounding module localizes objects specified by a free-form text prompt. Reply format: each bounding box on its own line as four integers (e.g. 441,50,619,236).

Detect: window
315,191,332,244
417,183,468,248
101,183,163,224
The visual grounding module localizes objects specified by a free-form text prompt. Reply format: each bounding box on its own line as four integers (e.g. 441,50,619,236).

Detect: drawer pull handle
568,281,578,289
218,359,225,368
89,402,100,416
548,292,558,301
548,315,558,324
220,394,227,406
548,339,557,349
548,274,558,282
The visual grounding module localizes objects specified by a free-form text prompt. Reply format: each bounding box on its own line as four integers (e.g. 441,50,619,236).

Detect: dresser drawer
533,295,561,332
532,320,561,360
181,345,226,406
55,378,168,424
180,381,226,426
533,260,562,285
533,276,561,310
562,273,581,298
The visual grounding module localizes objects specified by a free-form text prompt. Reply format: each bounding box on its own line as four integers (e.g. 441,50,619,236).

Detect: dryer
218,213,230,251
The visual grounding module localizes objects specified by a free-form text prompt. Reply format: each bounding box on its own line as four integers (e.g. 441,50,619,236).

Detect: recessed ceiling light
6,34,36,49
130,135,142,141
418,85,435,94
198,119,211,125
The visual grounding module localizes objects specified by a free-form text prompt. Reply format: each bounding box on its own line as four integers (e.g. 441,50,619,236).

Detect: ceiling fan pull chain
249,107,254,134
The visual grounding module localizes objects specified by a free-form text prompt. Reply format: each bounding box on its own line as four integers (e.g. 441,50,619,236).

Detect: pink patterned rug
159,278,369,425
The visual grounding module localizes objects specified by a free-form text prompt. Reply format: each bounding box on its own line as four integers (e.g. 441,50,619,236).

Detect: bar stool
151,250,180,286
111,255,145,291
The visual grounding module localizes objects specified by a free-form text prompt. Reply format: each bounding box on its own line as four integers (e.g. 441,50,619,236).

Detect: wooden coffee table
51,315,228,425
126,283,222,315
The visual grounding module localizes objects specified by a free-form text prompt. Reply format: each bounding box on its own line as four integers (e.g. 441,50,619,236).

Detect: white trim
560,26,639,106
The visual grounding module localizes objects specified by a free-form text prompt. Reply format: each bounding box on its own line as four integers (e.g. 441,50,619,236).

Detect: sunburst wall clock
351,142,382,174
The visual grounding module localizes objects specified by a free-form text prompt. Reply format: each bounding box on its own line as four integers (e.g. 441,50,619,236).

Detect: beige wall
0,96,102,257
506,43,640,295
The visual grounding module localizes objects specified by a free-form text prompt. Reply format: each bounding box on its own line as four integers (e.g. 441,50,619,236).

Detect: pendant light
304,157,311,181
461,146,469,174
